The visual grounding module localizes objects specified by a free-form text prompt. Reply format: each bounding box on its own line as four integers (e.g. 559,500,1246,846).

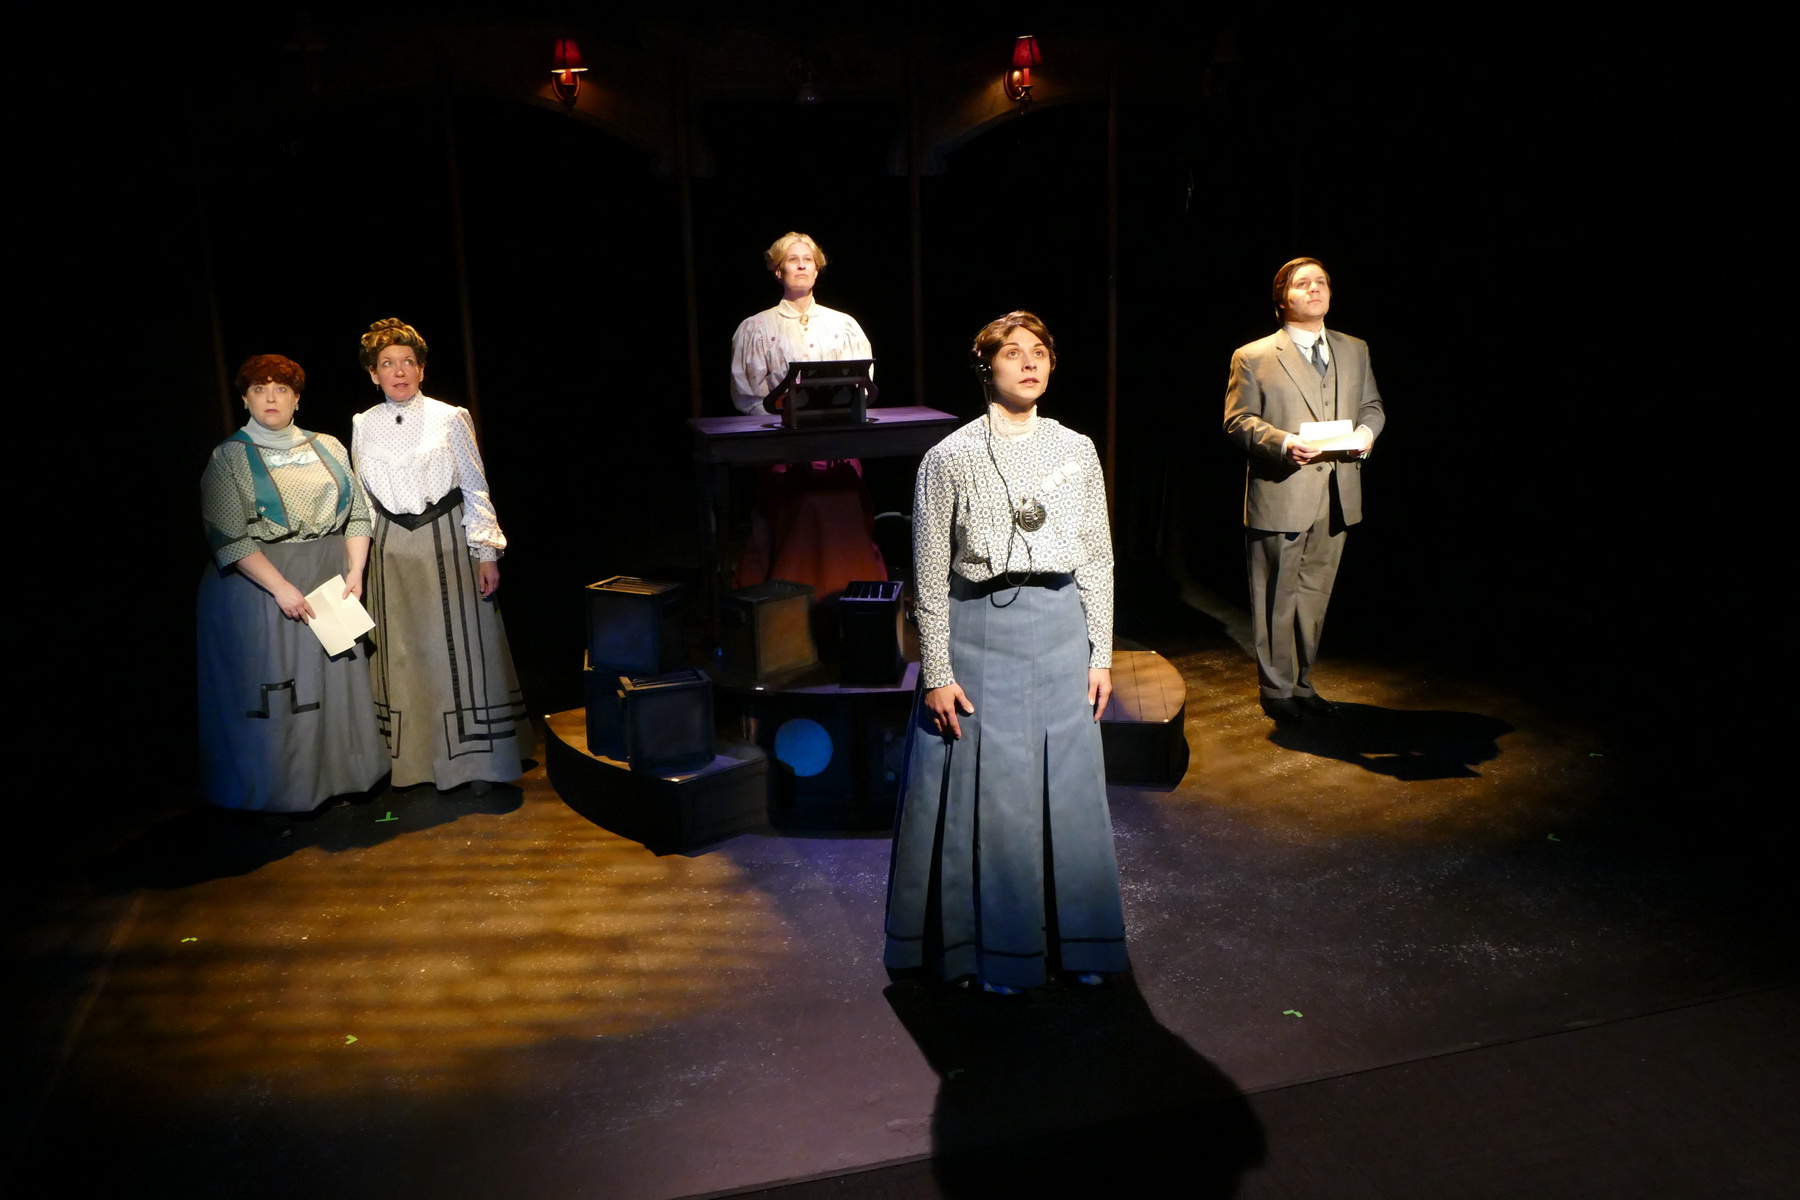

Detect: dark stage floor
5,595,1794,1199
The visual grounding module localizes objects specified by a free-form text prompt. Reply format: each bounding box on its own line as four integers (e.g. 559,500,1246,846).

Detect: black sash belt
372,487,463,531
953,571,1073,599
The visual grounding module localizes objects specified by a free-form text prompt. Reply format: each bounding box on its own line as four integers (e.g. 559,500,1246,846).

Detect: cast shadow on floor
885,972,1265,1197
90,775,528,893
1270,704,1514,780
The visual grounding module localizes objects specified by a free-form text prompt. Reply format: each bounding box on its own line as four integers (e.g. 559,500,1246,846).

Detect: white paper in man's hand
1298,419,1354,448
1297,419,1366,459
303,575,376,657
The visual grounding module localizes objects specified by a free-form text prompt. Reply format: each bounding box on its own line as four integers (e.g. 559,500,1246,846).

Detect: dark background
8,9,1772,862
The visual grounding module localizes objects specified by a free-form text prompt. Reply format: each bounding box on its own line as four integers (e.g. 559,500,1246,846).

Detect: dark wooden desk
686,405,958,466
687,406,959,636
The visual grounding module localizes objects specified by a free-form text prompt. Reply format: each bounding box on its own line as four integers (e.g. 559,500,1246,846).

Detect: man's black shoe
1261,697,1304,723
1293,694,1337,717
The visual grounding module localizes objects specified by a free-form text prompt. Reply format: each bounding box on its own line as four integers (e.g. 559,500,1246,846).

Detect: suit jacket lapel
1325,331,1358,407
1274,329,1324,420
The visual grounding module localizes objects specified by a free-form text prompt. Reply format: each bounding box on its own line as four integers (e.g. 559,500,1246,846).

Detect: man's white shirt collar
1285,324,1329,361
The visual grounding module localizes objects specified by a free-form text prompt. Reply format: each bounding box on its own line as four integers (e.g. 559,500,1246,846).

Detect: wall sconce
1003,35,1041,113
551,38,587,114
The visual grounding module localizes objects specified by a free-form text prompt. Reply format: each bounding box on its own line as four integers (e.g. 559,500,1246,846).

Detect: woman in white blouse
727,232,885,600
883,312,1127,993
197,354,387,813
729,231,871,415
351,318,533,793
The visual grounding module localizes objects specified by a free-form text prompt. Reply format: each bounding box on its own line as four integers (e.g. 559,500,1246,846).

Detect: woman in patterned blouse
197,354,387,813
883,312,1128,993
350,319,533,794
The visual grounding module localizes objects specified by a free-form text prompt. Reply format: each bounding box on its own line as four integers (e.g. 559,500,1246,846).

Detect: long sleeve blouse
351,396,507,561
912,413,1114,689
201,431,372,569
730,301,872,415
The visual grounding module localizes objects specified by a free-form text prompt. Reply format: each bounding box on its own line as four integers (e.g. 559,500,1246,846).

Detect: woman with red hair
197,354,386,812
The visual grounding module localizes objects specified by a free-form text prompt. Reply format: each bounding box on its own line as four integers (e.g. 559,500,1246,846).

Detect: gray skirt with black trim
196,535,388,811
366,501,533,789
883,572,1127,988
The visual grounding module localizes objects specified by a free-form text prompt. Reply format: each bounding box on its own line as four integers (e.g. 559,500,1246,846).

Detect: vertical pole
205,244,233,435
908,48,925,407
198,164,233,435
443,85,482,436
675,56,703,418
181,80,233,435
1104,58,1120,516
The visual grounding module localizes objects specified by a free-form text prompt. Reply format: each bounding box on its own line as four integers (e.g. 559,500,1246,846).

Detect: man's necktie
1310,339,1327,377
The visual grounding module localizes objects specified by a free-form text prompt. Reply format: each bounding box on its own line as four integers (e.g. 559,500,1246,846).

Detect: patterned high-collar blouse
912,413,1114,689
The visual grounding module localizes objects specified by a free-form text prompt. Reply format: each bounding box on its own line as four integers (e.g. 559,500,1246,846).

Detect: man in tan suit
1223,258,1385,722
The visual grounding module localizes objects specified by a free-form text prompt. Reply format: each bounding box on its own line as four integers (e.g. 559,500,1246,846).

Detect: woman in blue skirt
197,355,386,812
884,312,1127,993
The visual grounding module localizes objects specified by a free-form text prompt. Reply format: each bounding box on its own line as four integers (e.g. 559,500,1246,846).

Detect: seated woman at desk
728,231,885,600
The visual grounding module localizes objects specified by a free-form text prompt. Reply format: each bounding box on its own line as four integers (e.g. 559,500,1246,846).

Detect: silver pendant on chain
1014,497,1046,532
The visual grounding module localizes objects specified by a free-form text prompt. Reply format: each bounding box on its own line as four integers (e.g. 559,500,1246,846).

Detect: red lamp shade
1011,36,1041,70
552,38,587,74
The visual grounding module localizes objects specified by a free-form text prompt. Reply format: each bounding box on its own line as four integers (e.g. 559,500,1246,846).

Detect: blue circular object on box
773,717,833,777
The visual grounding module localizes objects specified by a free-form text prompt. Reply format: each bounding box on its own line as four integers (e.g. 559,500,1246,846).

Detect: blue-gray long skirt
196,536,387,812
883,573,1127,988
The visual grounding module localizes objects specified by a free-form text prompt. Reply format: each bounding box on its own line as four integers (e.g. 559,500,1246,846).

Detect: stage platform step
1099,649,1190,787
543,710,769,855
547,650,1188,853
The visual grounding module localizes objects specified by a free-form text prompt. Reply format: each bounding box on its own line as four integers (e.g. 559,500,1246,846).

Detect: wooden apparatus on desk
764,358,876,428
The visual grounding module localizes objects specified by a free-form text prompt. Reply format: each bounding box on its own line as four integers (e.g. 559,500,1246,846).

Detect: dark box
721,580,817,678
586,576,685,675
622,667,715,774
581,656,626,759
838,580,905,685
744,680,915,831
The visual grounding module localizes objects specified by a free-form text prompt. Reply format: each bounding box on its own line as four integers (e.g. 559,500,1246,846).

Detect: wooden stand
688,406,957,639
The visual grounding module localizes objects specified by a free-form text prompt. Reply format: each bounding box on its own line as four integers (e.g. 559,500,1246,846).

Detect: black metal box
838,579,905,685
621,667,715,774
585,576,685,676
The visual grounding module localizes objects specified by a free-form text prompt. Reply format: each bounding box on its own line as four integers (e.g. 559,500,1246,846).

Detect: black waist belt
954,571,1073,599
372,487,463,531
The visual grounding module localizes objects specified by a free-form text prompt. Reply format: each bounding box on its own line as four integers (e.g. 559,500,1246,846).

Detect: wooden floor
725,986,1800,1199
6,602,1794,1200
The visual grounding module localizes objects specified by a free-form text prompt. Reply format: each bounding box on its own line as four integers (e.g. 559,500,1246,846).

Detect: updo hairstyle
763,231,828,273
970,310,1057,373
358,317,429,370
235,354,306,395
